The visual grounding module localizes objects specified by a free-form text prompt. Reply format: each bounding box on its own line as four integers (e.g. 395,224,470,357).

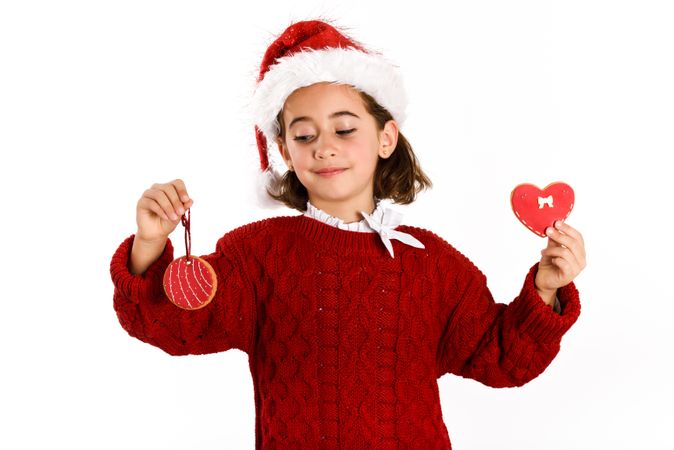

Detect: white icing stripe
199,264,213,295
185,259,200,304
167,262,175,304
178,258,193,309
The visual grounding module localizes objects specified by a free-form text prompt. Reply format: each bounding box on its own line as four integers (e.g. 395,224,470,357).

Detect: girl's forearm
129,234,167,275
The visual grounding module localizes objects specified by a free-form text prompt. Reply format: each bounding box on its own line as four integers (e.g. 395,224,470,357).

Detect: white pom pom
255,167,285,209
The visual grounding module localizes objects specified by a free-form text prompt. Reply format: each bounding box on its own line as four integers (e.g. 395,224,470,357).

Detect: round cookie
163,255,218,310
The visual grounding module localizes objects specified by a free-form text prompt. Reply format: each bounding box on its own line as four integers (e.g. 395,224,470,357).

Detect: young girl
110,19,585,449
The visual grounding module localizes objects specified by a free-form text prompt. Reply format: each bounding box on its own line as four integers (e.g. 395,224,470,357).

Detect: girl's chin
308,190,371,206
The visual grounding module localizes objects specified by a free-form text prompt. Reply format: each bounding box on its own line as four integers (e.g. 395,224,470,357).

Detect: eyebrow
288,111,360,129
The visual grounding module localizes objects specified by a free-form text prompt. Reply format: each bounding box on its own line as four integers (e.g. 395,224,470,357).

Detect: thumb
545,235,557,249
540,235,559,261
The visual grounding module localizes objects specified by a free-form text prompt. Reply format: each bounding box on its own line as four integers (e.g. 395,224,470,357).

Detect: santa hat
249,19,408,207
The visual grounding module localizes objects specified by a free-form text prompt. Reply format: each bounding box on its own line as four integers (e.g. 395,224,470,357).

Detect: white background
2,0,672,449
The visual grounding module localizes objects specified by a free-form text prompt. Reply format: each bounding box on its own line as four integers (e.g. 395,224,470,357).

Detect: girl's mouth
315,168,347,177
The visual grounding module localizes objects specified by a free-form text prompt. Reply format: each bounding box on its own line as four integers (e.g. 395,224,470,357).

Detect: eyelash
293,129,356,142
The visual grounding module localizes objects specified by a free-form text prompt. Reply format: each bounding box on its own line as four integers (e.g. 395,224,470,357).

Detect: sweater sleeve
435,260,580,387
109,233,256,356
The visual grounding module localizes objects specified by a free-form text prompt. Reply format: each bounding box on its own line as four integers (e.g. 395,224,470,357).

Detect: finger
552,256,574,281
544,234,560,250
554,221,586,266
147,185,182,221
545,226,573,248
139,194,171,221
554,220,585,247
171,178,192,203
545,226,582,258
160,181,188,218
541,245,579,267
545,236,587,272
543,246,581,282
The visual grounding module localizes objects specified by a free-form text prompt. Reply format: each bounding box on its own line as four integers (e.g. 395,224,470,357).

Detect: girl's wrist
535,287,558,307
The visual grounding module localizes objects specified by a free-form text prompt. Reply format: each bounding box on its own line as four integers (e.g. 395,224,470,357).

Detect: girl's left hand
535,221,587,293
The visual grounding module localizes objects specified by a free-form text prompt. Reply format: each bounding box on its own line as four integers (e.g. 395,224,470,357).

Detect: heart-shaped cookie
511,182,574,237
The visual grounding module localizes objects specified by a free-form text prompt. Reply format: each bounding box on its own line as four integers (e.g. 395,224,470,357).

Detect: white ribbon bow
538,195,554,209
360,207,425,258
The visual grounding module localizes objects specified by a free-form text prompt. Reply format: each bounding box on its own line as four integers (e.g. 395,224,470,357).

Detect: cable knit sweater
109,214,581,449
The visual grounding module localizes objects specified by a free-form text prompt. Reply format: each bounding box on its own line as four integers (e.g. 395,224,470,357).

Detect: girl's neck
308,195,376,223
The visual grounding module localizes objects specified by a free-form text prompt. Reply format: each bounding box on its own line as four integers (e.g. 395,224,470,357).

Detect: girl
110,19,585,449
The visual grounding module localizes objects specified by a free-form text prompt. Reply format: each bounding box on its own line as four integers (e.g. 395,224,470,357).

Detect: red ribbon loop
180,209,191,262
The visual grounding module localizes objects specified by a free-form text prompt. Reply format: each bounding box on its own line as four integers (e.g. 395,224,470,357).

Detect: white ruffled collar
303,199,425,257
304,198,383,232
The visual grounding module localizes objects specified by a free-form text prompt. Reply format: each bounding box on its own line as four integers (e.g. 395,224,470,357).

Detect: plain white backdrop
1,0,673,449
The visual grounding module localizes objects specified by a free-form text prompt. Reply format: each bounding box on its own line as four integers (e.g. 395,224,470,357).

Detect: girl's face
276,82,398,211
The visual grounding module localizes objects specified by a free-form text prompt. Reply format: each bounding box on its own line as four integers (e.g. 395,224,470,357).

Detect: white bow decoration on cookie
538,195,554,209
360,207,425,258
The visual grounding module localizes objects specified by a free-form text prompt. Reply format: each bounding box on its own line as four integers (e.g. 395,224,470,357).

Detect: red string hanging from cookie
162,209,218,310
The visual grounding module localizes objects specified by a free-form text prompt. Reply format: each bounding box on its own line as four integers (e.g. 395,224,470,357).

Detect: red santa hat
249,19,408,207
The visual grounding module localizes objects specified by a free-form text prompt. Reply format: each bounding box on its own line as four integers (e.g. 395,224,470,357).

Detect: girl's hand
135,179,194,243
535,221,587,296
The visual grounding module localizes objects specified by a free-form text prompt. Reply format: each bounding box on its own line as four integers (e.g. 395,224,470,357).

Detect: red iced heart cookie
163,255,218,310
511,182,574,237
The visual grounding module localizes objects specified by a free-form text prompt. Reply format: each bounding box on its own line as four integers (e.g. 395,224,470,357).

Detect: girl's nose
314,136,338,159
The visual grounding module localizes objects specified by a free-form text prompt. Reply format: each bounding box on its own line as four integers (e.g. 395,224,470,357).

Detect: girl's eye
293,135,312,142
293,129,356,142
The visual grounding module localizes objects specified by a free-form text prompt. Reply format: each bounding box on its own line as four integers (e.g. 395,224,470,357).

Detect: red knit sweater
109,215,581,449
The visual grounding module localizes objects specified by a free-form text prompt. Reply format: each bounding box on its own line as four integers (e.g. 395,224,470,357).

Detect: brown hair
267,87,432,212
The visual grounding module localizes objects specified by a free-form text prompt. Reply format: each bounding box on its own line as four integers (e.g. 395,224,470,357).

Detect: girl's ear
378,119,399,159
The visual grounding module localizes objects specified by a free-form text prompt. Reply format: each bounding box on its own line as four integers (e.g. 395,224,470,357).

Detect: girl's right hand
135,179,194,243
